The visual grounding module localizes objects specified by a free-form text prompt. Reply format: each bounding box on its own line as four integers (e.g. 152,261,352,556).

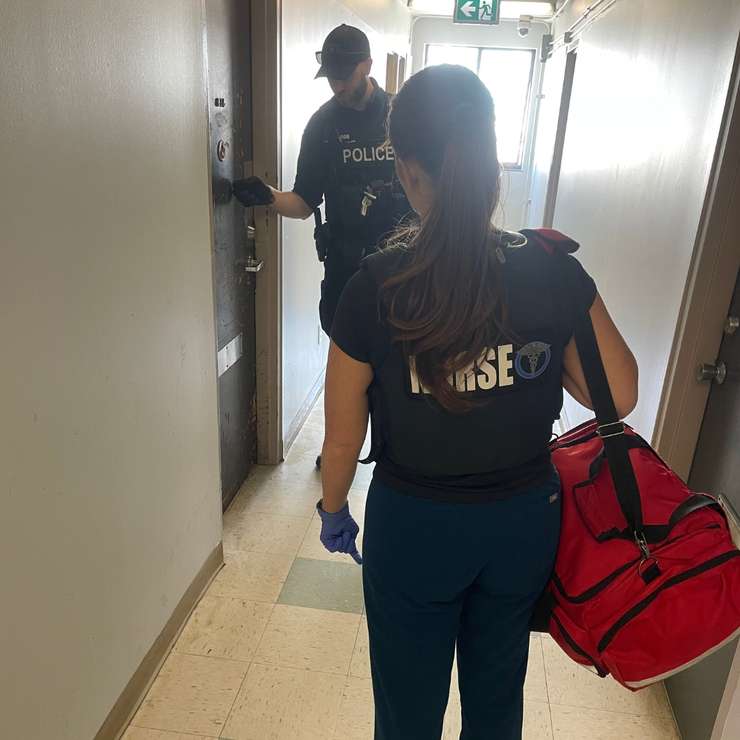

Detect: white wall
281,0,410,443
410,16,547,229
0,3,222,738
550,0,740,436
553,0,590,30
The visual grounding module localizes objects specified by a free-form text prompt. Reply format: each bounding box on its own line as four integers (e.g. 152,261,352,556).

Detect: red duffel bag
532,229,740,690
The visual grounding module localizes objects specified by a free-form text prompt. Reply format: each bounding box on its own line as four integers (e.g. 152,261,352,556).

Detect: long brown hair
383,64,504,412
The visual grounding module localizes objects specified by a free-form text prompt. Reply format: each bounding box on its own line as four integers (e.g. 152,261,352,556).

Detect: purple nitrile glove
317,501,363,565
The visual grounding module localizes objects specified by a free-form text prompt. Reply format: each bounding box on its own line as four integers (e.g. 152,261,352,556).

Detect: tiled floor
124,399,680,740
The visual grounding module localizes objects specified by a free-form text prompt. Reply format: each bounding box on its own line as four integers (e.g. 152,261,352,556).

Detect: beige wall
549,0,740,436
0,2,222,738
281,0,410,442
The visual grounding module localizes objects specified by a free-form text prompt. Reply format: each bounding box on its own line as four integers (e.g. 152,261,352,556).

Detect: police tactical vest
322,90,409,253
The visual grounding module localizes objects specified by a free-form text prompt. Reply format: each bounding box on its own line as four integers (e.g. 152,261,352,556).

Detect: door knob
725,316,739,336
697,362,727,385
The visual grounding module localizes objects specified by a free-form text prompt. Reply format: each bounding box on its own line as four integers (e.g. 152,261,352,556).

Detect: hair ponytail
382,65,505,412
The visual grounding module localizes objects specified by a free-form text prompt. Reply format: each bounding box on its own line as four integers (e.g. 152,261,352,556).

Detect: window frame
422,42,537,170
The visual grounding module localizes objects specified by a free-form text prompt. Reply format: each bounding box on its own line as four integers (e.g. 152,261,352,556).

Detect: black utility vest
360,231,578,490
322,89,409,251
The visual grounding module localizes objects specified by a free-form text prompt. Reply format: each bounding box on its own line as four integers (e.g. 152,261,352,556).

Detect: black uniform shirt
331,230,598,502
292,80,408,245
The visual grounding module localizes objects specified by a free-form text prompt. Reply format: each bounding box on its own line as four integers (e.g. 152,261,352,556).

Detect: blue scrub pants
362,472,561,740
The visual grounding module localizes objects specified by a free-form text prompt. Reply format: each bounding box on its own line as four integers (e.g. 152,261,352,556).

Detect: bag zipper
553,558,641,603
550,610,608,677
597,550,740,653
553,419,599,447
552,525,721,603
556,431,598,449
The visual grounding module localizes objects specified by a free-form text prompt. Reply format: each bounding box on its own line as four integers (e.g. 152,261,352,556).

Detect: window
424,44,536,168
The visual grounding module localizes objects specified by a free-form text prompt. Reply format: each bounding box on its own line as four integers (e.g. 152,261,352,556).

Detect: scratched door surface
206,0,257,510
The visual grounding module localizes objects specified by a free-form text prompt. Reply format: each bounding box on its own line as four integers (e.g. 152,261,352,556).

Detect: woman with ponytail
317,65,637,739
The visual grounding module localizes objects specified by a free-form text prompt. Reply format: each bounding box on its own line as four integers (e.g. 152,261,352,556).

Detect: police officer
233,24,410,333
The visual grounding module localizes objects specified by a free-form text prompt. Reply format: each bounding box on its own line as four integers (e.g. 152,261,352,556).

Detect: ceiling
407,1,555,19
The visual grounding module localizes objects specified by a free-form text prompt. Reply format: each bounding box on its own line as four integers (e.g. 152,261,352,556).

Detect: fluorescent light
410,1,554,19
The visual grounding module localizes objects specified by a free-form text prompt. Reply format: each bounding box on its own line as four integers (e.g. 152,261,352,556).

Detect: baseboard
95,542,224,740
284,369,325,454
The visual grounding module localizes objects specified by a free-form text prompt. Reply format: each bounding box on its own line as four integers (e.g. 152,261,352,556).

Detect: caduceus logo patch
515,341,552,380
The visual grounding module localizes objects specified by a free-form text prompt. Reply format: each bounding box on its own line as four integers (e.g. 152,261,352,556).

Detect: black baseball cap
315,24,371,81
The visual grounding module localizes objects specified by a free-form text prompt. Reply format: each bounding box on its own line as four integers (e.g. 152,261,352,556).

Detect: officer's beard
338,76,371,110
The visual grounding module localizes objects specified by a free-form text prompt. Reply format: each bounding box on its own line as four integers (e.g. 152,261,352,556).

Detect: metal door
666,271,740,740
206,0,257,510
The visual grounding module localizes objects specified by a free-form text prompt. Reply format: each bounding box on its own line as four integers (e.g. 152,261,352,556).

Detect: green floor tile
278,557,365,614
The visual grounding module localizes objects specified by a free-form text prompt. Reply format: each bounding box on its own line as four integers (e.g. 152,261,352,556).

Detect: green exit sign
453,0,500,25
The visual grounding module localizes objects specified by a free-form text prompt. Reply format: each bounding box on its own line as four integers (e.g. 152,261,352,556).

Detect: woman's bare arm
562,294,638,418
321,342,374,513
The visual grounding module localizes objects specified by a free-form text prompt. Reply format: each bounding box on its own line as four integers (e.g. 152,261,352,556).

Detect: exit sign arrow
460,0,476,17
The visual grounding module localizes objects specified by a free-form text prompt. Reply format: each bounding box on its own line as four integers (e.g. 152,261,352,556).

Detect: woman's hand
317,501,362,564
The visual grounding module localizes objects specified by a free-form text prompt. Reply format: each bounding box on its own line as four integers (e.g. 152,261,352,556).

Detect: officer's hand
233,176,275,207
212,176,233,205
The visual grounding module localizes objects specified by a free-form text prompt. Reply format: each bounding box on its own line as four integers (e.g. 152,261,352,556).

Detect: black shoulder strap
573,311,645,542
529,229,647,545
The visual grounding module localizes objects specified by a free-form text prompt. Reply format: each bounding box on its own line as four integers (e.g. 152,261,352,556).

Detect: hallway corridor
123,400,680,740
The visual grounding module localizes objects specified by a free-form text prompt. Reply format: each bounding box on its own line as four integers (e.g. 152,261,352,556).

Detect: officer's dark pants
362,472,561,740
319,244,366,335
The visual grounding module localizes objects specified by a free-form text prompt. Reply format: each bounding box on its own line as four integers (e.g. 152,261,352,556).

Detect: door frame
653,35,740,482
251,0,283,464
541,47,576,228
